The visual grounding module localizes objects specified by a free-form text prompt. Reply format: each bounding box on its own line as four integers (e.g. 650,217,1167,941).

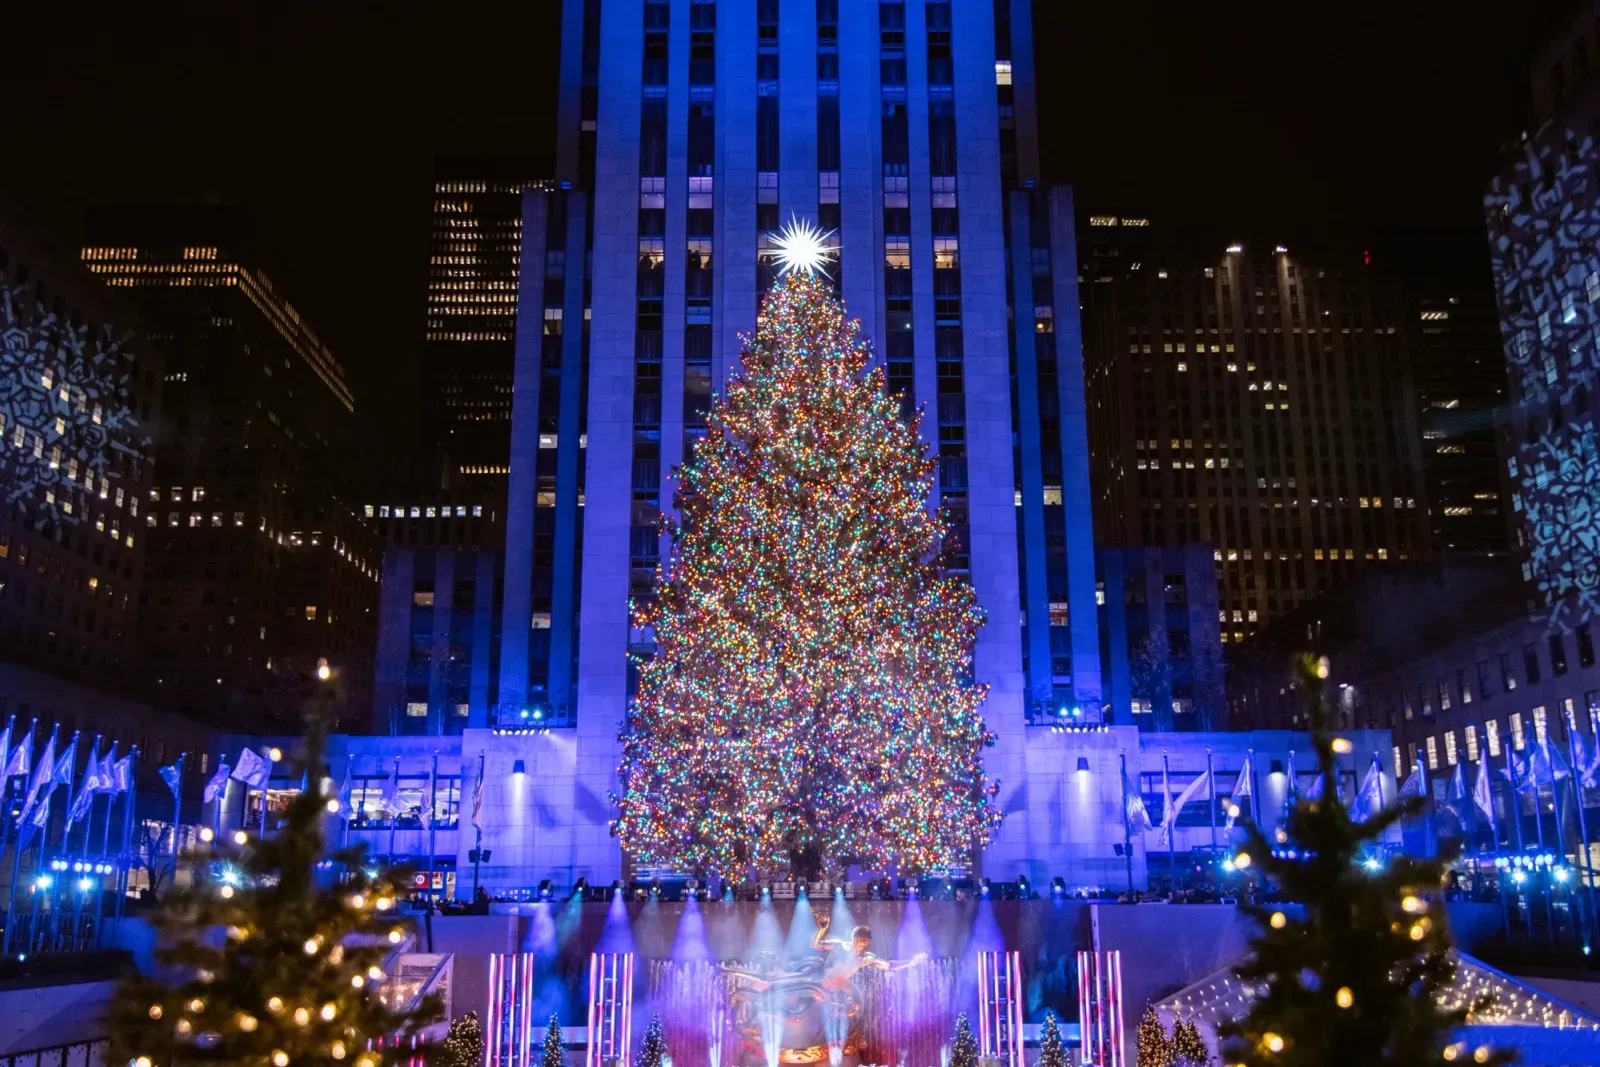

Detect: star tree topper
770,215,838,278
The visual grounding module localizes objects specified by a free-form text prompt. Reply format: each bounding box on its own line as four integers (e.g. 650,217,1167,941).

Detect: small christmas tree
543,1014,564,1067
637,1013,667,1067
105,699,441,1067
1219,656,1512,1067
1038,1011,1068,1067
950,1012,978,1067
443,1012,484,1067
1135,1005,1174,1067
1170,1018,1207,1067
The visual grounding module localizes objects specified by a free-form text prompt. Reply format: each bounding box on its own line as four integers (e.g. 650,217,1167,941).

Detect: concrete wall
0,980,114,1053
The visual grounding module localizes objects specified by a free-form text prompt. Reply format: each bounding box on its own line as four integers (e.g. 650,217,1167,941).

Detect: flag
203,758,231,803
1304,773,1325,801
24,731,55,805
378,761,402,816
1232,756,1252,798
0,719,10,780
1473,758,1495,820
1398,765,1425,799
1286,751,1299,803
1163,771,1211,844
2,723,32,778
471,760,485,830
109,754,133,793
159,761,183,799
51,734,77,786
66,744,103,827
1352,759,1385,822
95,745,117,792
1123,763,1153,833
1501,751,1536,793
231,747,271,789
17,786,51,848
1157,761,1176,842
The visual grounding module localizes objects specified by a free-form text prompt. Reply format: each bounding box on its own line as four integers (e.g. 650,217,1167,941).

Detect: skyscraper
81,206,380,730
464,0,1101,879
1084,240,1432,641
1487,11,1600,633
421,157,553,488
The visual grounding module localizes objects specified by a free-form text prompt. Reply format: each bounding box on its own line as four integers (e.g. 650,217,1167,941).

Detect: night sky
0,1,1551,448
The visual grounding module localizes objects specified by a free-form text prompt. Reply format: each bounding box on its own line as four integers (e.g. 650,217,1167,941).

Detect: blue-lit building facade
342,1,1390,894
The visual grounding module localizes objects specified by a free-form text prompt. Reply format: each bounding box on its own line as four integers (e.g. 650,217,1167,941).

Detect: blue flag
159,762,182,799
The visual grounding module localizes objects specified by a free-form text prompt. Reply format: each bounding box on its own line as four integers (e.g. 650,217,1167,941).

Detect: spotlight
724,886,735,902
77,877,93,892
34,875,52,891
610,879,623,899
512,759,526,777
1076,757,1091,774
531,707,544,721
797,883,808,899
980,878,991,897
1555,868,1571,884
519,709,530,720
869,882,881,900
1017,874,1030,899
1051,877,1065,896
571,877,589,901
538,879,554,901
1362,856,1382,873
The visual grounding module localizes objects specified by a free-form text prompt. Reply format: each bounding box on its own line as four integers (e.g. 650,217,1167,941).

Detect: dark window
1524,643,1542,685
1551,633,1569,676
1579,624,1595,668
1476,659,1493,698
1500,651,1518,691
757,97,779,171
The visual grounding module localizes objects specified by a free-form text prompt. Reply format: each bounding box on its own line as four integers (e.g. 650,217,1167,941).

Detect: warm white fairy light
770,216,837,278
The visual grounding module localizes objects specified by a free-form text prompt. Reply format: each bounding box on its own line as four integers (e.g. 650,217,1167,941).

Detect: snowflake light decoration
0,279,143,523
1521,423,1600,630
769,215,838,278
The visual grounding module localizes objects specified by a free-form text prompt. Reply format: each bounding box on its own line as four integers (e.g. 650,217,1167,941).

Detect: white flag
1231,756,1252,799
1473,758,1494,820
1162,771,1210,845
1352,759,1384,822
231,747,271,789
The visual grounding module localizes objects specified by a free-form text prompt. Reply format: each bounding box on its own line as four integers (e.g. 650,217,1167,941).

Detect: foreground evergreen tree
542,1014,564,1067
615,263,997,875
1220,656,1510,1066
949,1012,978,1067
1135,1006,1173,1067
106,705,440,1067
1170,1018,1207,1067
637,1013,667,1067
442,1012,484,1067
1038,1011,1068,1067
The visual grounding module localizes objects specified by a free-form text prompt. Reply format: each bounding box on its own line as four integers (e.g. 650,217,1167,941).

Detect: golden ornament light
1474,1047,1490,1063
348,893,366,909
326,799,340,813
148,1004,163,1020
175,1020,192,1035
294,1007,311,1025
272,1051,290,1067
199,827,214,842
1269,911,1286,929
304,938,320,954
367,966,384,980
1234,851,1251,870
219,885,235,899
351,974,365,988
268,747,283,762
1316,657,1330,678
1331,737,1353,754
321,1003,337,1021
1410,923,1426,941
187,998,205,1013
388,928,404,944
375,895,393,910
267,997,284,1013
238,1014,259,1033
134,1057,152,1067
332,1042,347,1060
1263,1032,1284,1053
1335,987,1353,1008
1402,894,1424,913
233,830,248,845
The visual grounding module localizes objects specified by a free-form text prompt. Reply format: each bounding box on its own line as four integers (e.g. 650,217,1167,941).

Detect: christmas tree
950,1012,979,1067
637,1013,667,1067
614,263,997,876
1170,1017,1206,1067
1219,656,1510,1067
442,1013,484,1067
105,700,440,1067
542,1014,564,1067
1038,1011,1068,1067
1135,1005,1174,1067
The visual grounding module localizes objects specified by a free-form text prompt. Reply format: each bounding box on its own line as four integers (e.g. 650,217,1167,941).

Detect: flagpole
260,749,275,838
212,752,227,837
1503,741,1531,941
1118,751,1134,893
113,746,139,935
427,754,439,904
49,732,81,949
1206,748,1217,853
3,721,41,956
387,757,399,867
1479,743,1511,938
472,750,485,900
1163,754,1175,884
1565,705,1598,940
0,715,18,937
1285,749,1296,825
169,753,186,894
1248,747,1262,837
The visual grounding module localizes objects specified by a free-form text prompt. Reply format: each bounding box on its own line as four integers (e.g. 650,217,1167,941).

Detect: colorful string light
614,272,999,875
